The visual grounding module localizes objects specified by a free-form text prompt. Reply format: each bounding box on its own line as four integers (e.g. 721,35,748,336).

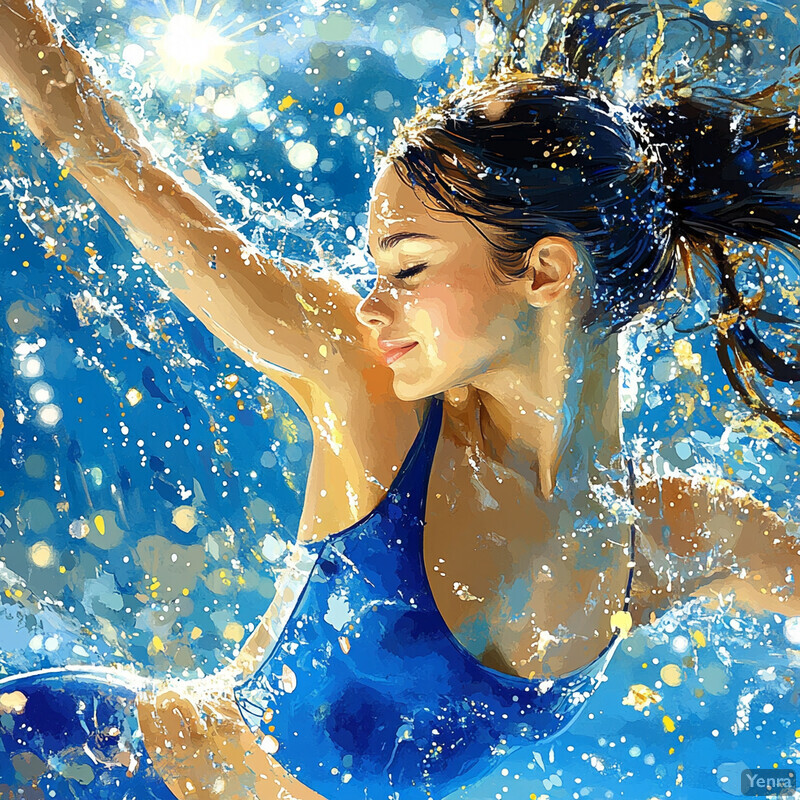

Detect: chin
391,374,433,402
391,364,472,403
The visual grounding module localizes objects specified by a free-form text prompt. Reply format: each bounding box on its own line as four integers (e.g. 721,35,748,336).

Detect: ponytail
641,98,800,443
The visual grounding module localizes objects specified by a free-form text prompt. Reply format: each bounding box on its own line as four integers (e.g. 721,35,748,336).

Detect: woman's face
358,164,531,401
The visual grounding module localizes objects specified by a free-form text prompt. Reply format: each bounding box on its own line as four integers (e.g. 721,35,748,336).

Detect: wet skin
134,169,794,800
0,10,794,793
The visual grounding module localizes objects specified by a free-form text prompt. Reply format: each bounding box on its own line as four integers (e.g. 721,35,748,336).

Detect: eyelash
393,263,428,281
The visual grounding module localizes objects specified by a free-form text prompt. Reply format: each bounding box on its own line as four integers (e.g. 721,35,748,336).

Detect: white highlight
20,355,44,378
287,142,319,171
411,28,448,61
29,381,54,404
122,43,145,67
159,14,224,72
37,404,62,427
784,616,800,644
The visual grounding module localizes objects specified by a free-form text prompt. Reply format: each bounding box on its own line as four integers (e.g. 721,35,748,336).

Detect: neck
467,320,622,501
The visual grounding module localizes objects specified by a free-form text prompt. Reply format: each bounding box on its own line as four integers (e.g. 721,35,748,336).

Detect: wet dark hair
388,74,800,442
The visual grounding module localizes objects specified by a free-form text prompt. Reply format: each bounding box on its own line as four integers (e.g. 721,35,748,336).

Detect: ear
523,236,579,308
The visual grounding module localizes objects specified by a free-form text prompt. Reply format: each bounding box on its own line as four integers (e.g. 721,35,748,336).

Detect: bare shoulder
633,466,784,556
294,389,431,545
627,464,788,622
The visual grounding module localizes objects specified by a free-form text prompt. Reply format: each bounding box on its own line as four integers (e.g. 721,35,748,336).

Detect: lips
378,340,418,365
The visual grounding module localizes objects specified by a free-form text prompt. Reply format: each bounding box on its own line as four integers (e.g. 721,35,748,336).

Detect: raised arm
0,0,370,401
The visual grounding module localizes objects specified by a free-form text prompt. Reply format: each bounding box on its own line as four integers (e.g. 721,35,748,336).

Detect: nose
356,285,393,329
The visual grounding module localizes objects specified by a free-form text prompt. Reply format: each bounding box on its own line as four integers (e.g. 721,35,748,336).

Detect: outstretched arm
635,473,800,617
0,0,370,399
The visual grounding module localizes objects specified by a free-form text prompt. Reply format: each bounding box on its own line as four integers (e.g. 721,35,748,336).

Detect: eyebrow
377,231,437,250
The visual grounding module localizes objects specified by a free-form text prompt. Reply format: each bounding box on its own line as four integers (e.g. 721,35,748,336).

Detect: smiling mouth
383,342,418,365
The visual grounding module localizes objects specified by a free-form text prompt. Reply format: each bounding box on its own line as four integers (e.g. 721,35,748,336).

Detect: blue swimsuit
0,395,636,799
234,395,637,799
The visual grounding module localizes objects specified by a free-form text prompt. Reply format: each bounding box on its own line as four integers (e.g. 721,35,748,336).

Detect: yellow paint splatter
11,140,21,152
660,664,683,687
729,415,784,440
278,94,298,111
673,339,702,375
282,467,298,492
256,395,274,419
224,374,240,390
223,622,245,642
610,610,633,638
295,292,320,315
94,515,106,535
151,635,165,653
279,414,299,444
663,715,676,733
691,629,706,647
622,684,662,711
190,626,203,640
333,101,344,115
172,506,198,532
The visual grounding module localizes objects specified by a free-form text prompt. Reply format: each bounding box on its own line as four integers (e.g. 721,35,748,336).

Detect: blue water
1,0,800,796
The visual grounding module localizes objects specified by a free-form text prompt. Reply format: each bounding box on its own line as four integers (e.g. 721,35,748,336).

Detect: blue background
1,0,800,796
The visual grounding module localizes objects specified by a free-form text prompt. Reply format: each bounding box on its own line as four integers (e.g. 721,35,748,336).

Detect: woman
0,0,798,798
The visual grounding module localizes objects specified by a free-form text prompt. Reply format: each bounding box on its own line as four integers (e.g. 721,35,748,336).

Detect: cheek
407,289,509,368
405,292,472,349
432,282,512,345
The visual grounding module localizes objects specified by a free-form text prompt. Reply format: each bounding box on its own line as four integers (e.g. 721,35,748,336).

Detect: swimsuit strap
388,395,637,641
565,454,638,680
622,455,638,614
594,455,637,667
388,394,444,508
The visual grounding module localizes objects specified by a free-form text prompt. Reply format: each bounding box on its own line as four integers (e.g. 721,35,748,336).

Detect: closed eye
393,263,428,281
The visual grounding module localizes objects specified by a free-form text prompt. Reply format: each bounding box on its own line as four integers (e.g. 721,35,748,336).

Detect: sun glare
126,0,283,89
156,13,233,81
